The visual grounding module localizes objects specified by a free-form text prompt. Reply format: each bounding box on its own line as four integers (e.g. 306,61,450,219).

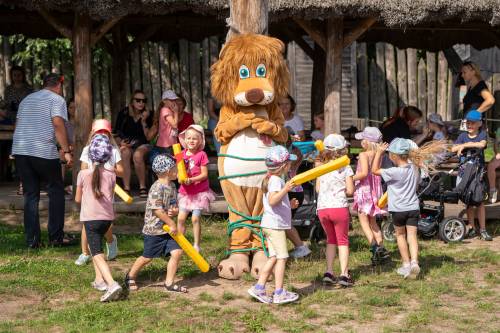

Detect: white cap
162,90,178,100
323,134,349,150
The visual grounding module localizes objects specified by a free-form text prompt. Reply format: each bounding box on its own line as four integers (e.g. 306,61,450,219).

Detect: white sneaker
100,282,122,302
91,280,107,292
489,189,498,204
75,253,91,266
409,262,420,279
396,265,411,278
106,235,118,260
194,244,201,253
290,245,311,258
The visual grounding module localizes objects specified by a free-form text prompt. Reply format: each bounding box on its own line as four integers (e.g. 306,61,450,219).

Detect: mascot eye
239,65,250,79
256,64,267,77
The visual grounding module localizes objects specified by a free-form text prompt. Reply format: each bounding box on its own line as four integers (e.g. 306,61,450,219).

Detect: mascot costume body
211,34,289,280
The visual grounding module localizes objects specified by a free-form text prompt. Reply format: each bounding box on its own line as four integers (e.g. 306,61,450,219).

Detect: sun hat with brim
265,145,297,169
89,134,112,164
354,127,382,143
92,119,112,134
465,109,482,122
427,113,445,126
162,90,178,100
152,154,176,174
324,134,349,150
179,124,206,150
387,138,412,155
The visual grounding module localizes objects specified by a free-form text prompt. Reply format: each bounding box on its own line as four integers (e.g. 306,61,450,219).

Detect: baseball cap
152,154,176,174
323,134,349,150
265,145,297,169
465,109,482,122
354,127,382,143
179,124,206,150
92,119,112,134
89,134,112,164
387,138,412,155
162,90,178,100
427,113,444,126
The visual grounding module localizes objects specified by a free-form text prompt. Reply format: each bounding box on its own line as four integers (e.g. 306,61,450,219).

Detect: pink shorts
317,207,350,246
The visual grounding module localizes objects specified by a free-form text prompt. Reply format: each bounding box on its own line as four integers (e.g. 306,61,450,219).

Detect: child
177,125,215,252
310,113,325,141
451,110,492,241
316,134,355,286
487,127,500,204
75,134,122,302
125,154,187,292
427,113,447,141
75,119,123,266
248,146,299,304
352,127,389,265
148,90,179,165
372,138,421,279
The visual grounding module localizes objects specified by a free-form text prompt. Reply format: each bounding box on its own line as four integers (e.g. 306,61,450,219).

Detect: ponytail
91,164,104,199
407,140,448,172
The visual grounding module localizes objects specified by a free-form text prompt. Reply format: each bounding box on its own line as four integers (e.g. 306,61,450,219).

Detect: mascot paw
251,118,276,136
251,251,271,280
217,253,250,280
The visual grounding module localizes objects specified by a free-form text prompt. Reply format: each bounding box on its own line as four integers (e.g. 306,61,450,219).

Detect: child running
125,154,187,293
248,145,300,304
75,134,122,302
177,125,215,252
316,134,355,286
75,119,123,266
352,127,389,265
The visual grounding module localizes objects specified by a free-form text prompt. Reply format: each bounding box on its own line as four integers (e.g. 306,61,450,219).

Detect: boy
125,154,189,292
487,127,500,203
451,110,492,241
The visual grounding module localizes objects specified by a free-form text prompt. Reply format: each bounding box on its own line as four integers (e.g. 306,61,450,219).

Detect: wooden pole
357,43,369,118
324,18,343,135
311,43,326,120
226,0,268,41
294,19,326,51
342,17,376,49
72,13,93,186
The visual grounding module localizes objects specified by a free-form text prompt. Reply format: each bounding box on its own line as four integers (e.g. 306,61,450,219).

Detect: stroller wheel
381,217,396,242
309,223,325,243
439,217,466,243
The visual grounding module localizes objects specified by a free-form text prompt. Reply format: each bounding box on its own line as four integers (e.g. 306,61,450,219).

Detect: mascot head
211,34,290,109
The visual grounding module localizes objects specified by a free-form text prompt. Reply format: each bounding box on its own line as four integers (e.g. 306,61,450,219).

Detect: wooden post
426,51,437,115
324,18,343,135
149,42,161,109
179,39,191,110
407,48,417,107
357,43,369,118
437,51,448,119
375,43,387,118
73,13,93,186
226,0,268,41
311,43,326,120
396,48,407,106
385,44,397,114
417,58,427,114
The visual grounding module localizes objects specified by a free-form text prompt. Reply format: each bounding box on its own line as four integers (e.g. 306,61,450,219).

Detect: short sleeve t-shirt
179,150,210,195
454,130,487,164
157,107,177,148
77,169,116,222
178,112,195,133
381,164,420,212
261,175,291,230
80,145,121,171
463,80,488,113
143,180,177,236
285,114,305,134
317,166,354,210
12,89,68,159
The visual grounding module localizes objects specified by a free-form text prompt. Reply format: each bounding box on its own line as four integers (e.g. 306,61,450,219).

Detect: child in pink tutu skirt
352,127,390,264
177,124,215,252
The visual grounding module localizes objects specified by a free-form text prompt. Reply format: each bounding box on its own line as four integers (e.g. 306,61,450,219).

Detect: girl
414,113,448,145
380,106,423,145
148,90,180,165
248,145,299,304
279,94,305,141
75,134,122,302
177,125,215,252
316,134,355,286
75,119,123,266
352,127,389,265
310,113,325,141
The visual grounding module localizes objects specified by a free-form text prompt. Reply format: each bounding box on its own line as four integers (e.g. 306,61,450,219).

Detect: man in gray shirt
12,73,74,248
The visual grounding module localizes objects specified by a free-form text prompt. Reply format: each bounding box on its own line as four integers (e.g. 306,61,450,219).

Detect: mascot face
211,34,290,110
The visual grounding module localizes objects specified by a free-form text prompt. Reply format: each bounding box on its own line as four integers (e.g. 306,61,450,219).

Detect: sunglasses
134,98,147,103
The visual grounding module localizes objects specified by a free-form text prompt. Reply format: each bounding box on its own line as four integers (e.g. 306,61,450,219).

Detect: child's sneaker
338,274,354,287
409,262,420,279
91,280,108,292
248,285,272,304
289,245,311,258
479,230,493,241
106,235,118,260
100,282,122,302
272,289,299,304
396,265,411,278
75,253,91,266
322,272,337,285
467,228,477,239
489,189,498,204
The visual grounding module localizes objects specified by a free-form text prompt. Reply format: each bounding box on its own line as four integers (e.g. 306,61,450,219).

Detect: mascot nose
245,89,264,104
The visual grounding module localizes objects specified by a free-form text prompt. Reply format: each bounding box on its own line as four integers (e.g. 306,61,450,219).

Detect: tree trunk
311,43,325,121
226,0,268,41
324,18,343,135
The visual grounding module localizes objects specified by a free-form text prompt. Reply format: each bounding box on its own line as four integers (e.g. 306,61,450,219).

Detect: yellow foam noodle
173,143,188,184
314,140,324,152
291,155,350,185
377,192,388,209
162,224,210,273
114,184,133,204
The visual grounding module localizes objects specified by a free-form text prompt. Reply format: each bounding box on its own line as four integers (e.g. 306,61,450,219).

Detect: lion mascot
211,34,290,280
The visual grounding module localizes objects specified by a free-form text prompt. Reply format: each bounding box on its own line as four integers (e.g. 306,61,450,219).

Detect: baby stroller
291,179,325,242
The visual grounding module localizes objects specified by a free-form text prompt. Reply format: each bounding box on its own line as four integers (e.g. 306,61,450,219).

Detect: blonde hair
318,148,347,164
184,128,204,151
392,140,448,172
261,164,288,194
362,140,378,152
463,62,483,81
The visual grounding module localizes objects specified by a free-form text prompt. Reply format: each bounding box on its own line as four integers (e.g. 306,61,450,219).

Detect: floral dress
353,159,386,217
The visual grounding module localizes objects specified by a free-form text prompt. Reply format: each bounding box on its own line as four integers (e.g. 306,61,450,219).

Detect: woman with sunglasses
114,90,154,197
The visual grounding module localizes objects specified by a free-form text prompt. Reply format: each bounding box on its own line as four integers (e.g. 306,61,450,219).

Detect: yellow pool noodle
114,184,133,204
291,155,350,185
173,143,188,184
162,224,210,273
314,140,324,152
377,192,388,209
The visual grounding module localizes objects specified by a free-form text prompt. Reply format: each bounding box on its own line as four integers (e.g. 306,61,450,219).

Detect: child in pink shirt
177,125,215,252
149,90,179,164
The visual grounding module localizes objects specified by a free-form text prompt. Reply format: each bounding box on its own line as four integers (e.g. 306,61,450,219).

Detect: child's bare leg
338,245,349,276
358,213,374,244
257,257,277,287
165,249,183,286
92,256,104,283
273,258,287,291
191,213,201,249
406,226,418,263
128,256,153,279
466,207,476,231
81,226,89,255
105,225,113,243
369,216,383,245
477,203,486,231
177,210,189,235
92,254,116,285
325,244,336,274
395,226,410,264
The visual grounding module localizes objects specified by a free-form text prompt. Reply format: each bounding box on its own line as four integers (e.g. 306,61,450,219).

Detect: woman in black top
461,61,495,115
380,106,423,144
114,90,155,197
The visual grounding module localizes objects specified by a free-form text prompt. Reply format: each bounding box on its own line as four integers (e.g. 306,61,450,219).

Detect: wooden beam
90,16,124,47
342,17,376,49
226,0,269,41
294,18,326,50
311,42,326,122
281,28,314,59
38,8,72,39
324,17,343,134
125,23,163,54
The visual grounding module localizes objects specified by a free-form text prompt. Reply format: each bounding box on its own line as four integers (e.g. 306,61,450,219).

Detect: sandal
139,188,148,198
164,284,188,293
125,273,138,291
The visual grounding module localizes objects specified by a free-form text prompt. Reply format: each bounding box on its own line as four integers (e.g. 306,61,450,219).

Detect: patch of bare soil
0,294,42,321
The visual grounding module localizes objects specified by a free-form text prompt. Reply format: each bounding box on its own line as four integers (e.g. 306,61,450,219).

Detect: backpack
455,161,486,207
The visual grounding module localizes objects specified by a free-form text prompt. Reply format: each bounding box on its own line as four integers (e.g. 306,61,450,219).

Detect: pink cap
354,127,382,143
92,119,112,134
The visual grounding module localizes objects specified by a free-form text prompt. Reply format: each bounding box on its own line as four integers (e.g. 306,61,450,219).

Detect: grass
0,211,498,333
